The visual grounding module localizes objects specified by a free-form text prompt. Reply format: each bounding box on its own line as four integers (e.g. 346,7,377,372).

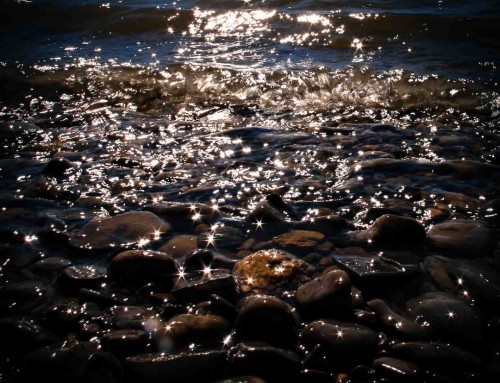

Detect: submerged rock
272,230,325,255
172,269,238,303
158,235,198,259
70,211,171,250
359,214,426,247
295,269,351,310
232,249,314,294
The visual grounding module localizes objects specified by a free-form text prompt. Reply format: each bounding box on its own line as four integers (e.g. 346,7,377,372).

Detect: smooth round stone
42,158,74,178
147,203,221,231
158,235,198,259
228,342,301,381
292,214,348,235
406,293,485,349
32,257,71,274
373,357,421,381
125,350,227,383
423,256,455,293
183,250,214,273
390,342,484,371
59,264,106,290
232,249,314,294
299,320,380,366
364,208,403,224
295,269,351,309
0,280,45,300
70,211,171,250
101,329,149,359
427,220,494,257
108,250,176,288
272,230,325,255
172,269,238,303
200,225,245,249
360,214,426,247
235,295,298,349
155,314,230,350
44,300,81,333
109,306,158,329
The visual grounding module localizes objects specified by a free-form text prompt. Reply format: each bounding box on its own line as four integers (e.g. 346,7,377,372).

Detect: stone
427,220,494,257
101,329,149,359
201,225,245,249
44,299,81,334
272,230,325,255
158,235,198,259
295,269,351,309
32,257,71,274
0,318,59,357
125,350,227,383
235,295,299,349
373,357,421,381
59,264,106,291
183,250,214,273
172,269,238,303
0,280,45,300
232,249,314,294
246,194,299,223
42,158,74,178
108,250,176,288
109,306,158,330
70,211,171,250
147,203,221,232
360,214,426,247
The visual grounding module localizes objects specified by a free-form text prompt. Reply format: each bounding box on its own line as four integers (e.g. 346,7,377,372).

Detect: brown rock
295,270,351,309
159,235,198,259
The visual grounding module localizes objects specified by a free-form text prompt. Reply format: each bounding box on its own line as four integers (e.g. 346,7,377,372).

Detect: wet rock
70,211,171,250
0,318,59,357
480,198,500,224
172,269,238,303
364,208,403,224
195,294,238,320
300,320,381,368
78,288,129,308
86,352,124,383
147,203,221,232
42,158,74,178
293,214,348,235
24,176,80,201
59,264,106,291
109,305,158,330
235,295,298,349
406,293,486,350
390,341,484,371
201,225,245,249
232,249,314,294
183,249,214,273
0,280,45,300
228,342,301,381
272,230,325,255
125,350,227,383
101,329,149,359
44,299,81,334
427,220,494,257
368,299,432,340
423,256,455,293
32,257,72,274
108,250,176,288
247,194,299,224
158,235,198,259
155,314,230,351
295,269,352,310
359,214,426,247
373,357,421,381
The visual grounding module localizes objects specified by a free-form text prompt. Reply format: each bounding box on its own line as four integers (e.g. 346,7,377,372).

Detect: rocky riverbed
1,119,499,383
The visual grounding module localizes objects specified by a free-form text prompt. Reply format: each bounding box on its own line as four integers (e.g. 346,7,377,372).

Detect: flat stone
360,214,426,247
108,250,176,288
427,220,494,257
172,269,238,303
101,329,149,359
232,249,314,293
373,357,421,381
70,211,171,250
32,257,71,274
59,265,106,290
295,269,351,309
272,230,325,254
158,235,198,259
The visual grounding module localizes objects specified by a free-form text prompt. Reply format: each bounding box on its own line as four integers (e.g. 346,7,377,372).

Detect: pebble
235,295,299,349
272,230,325,255
108,250,177,288
59,264,106,291
158,235,198,259
32,257,72,274
183,249,214,272
373,356,421,381
359,214,426,247
232,249,314,294
295,269,351,310
70,211,171,250
109,305,158,330
101,329,149,359
172,269,238,303
427,220,494,257
42,158,75,178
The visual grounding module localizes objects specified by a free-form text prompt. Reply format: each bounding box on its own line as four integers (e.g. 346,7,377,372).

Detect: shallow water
1,0,500,382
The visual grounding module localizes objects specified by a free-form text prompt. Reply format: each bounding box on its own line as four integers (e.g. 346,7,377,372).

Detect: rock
158,235,198,259
109,306,158,330
0,280,45,300
44,299,81,334
272,230,325,255
228,342,301,381
423,256,455,293
147,203,221,232
295,269,351,310
359,214,426,247
232,249,314,294
200,225,245,249
406,293,486,350
0,318,59,357
59,264,106,291
70,211,171,250
480,198,500,224
155,314,230,351
183,250,214,273
300,320,380,367
172,269,238,303
235,295,298,349
246,194,299,223
390,342,484,371
108,250,176,288
364,208,403,224
101,329,149,359
124,350,227,383
42,158,74,178
427,220,494,257
373,357,421,381
32,257,71,274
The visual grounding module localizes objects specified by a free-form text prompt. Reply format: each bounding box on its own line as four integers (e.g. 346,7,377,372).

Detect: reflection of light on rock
447,311,456,319
25,235,38,243
336,330,344,338
351,38,363,51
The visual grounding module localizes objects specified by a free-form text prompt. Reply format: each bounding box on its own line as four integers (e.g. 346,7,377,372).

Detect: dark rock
86,352,124,383
235,295,299,349
158,235,198,259
44,299,81,334
272,230,325,255
423,256,456,293
109,305,157,330
183,249,214,273
373,357,421,381
59,264,106,291
232,249,314,294
70,211,171,250
42,158,74,178
299,320,380,367
200,225,245,249
427,220,494,257
124,350,227,383
359,214,426,247
228,342,301,381
172,269,238,303
147,202,221,232
295,269,351,310
101,329,149,359
364,208,403,224
32,257,72,274
0,318,59,357
78,288,128,308
108,250,176,288
0,280,45,300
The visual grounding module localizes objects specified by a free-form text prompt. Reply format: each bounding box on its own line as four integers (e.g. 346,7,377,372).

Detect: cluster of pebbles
0,121,499,383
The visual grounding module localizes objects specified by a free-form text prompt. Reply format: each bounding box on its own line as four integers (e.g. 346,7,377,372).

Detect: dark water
1,0,500,382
